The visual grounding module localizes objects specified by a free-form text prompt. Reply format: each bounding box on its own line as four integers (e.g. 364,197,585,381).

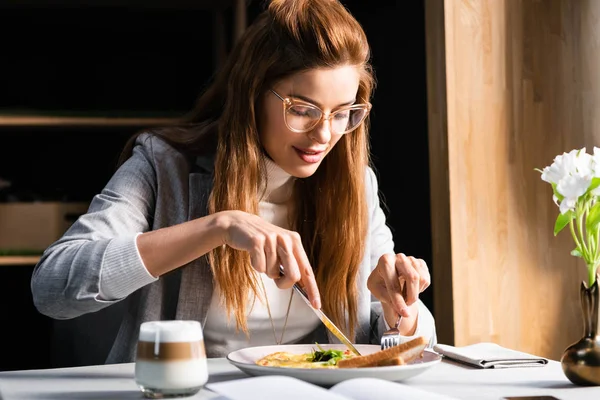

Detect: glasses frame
270,89,372,134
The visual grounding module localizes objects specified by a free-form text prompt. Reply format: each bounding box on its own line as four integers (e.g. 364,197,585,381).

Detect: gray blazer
31,133,436,364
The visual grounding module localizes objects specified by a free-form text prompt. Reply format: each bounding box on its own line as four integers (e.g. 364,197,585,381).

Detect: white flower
540,147,600,286
541,148,594,214
541,149,577,184
590,147,600,196
592,147,600,177
559,197,578,215
541,148,594,183
556,174,591,213
574,150,594,177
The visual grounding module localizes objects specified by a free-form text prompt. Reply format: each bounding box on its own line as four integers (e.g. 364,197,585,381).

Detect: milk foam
139,320,203,343
135,359,208,389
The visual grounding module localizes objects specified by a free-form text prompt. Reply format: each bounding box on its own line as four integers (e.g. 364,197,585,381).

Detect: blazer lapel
175,164,215,323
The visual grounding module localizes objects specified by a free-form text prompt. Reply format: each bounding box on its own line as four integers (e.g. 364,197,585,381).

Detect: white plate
226,343,441,386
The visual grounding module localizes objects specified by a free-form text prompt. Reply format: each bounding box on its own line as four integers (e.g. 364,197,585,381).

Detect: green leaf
587,178,600,194
551,183,564,202
554,211,574,236
586,202,600,233
571,248,583,257
309,343,345,363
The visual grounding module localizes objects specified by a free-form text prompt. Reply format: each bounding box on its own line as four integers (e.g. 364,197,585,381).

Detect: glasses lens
285,104,322,132
284,103,369,133
331,107,368,134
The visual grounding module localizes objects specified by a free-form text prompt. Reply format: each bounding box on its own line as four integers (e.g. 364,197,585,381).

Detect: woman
31,0,436,363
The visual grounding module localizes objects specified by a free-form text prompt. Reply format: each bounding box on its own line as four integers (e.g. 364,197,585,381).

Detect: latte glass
135,320,208,398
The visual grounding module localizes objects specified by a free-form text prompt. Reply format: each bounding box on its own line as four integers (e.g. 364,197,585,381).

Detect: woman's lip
293,147,326,163
293,147,326,154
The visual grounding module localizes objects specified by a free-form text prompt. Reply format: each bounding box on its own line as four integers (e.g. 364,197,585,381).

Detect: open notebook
206,375,458,400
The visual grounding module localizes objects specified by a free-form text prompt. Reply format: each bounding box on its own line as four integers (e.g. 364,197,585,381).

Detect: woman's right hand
217,210,321,309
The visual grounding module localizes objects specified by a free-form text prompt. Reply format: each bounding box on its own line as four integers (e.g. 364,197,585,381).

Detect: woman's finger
250,236,267,274
264,233,280,280
379,253,408,317
415,258,431,292
275,240,301,289
366,274,391,306
395,253,420,305
291,232,321,309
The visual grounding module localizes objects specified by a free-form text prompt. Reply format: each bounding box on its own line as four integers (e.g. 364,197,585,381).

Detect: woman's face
258,65,361,178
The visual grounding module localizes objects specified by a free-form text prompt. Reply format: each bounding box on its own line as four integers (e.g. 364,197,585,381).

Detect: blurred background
0,0,431,371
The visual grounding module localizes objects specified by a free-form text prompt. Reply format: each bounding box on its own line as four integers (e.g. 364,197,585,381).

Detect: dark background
0,0,431,371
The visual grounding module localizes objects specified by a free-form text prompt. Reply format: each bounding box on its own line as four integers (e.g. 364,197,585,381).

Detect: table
0,357,599,400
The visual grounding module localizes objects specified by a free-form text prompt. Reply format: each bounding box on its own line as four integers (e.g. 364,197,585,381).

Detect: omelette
256,345,355,369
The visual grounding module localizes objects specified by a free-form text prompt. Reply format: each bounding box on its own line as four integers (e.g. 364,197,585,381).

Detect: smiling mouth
293,147,326,163
294,147,326,155
299,150,320,155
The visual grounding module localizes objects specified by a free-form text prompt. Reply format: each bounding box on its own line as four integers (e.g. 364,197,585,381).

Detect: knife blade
279,266,362,356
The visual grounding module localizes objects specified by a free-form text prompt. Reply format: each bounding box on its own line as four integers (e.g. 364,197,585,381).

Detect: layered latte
134,320,208,398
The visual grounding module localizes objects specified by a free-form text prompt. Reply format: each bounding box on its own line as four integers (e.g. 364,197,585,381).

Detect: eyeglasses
270,89,371,135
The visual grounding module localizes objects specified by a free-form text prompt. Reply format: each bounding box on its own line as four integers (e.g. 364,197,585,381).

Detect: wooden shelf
0,256,41,266
0,116,184,127
0,0,235,9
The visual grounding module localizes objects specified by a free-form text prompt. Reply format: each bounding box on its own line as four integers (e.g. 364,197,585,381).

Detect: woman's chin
286,163,321,179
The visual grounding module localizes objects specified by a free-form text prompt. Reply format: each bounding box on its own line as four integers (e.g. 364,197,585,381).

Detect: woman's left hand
367,253,431,331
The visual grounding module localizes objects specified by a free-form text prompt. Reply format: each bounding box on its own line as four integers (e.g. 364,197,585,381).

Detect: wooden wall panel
426,0,600,360
425,0,454,347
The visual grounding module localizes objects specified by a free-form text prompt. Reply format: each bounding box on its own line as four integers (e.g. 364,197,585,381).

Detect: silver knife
279,266,362,356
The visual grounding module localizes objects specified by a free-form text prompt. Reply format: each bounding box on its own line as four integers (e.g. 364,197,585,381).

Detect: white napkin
433,342,548,369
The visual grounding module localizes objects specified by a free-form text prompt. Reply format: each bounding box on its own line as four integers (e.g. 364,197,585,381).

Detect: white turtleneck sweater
202,158,321,355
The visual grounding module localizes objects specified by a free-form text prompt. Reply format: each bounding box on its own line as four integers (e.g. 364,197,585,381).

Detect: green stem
570,219,583,254
577,205,590,260
591,230,598,260
596,224,600,262
586,204,600,288
588,201,597,257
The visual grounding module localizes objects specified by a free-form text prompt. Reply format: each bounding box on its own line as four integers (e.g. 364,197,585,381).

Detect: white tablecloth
0,357,599,399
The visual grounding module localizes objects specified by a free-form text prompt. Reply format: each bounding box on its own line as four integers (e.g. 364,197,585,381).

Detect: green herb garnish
309,343,347,366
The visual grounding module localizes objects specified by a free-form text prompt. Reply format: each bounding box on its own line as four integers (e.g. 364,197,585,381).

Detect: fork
380,283,407,350
380,314,402,350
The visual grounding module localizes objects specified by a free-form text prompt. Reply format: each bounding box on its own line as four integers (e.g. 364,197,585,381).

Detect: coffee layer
136,340,206,361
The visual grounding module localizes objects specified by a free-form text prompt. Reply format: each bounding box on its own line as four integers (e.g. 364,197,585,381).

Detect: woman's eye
289,106,319,118
289,106,311,116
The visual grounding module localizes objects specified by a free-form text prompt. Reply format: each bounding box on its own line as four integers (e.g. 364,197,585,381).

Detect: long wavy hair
119,0,374,339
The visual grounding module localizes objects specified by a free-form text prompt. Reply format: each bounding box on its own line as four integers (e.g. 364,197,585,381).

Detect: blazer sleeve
365,166,438,347
30,134,160,319
365,167,395,264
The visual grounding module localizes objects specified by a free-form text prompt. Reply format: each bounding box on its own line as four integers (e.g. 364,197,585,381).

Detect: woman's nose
308,118,333,144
